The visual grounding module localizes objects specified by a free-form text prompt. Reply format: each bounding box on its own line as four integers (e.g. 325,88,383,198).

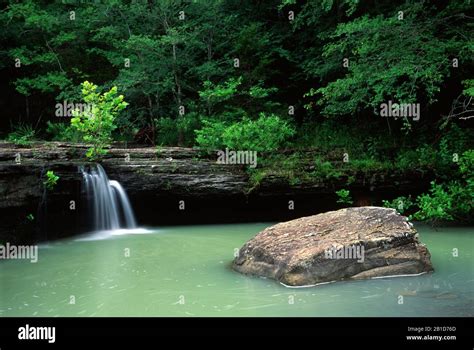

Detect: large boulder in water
232,207,433,286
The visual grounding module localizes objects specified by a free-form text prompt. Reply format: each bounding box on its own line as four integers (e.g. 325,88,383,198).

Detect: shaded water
0,224,472,316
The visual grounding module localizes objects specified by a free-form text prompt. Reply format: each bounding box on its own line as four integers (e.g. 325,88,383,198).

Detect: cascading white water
81,164,137,231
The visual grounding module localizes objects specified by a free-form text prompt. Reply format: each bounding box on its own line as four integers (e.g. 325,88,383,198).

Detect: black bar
0,317,471,347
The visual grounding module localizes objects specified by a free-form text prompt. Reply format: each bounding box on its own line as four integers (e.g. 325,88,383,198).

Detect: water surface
0,223,472,316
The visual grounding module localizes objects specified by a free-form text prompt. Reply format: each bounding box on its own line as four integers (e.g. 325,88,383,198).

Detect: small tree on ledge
71,81,128,160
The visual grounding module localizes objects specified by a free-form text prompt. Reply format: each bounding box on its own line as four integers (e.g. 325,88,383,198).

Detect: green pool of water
0,223,473,316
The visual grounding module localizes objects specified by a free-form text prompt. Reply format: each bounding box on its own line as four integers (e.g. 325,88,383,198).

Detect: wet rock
233,207,433,286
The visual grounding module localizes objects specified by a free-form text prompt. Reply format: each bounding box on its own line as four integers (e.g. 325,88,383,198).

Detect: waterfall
81,164,137,231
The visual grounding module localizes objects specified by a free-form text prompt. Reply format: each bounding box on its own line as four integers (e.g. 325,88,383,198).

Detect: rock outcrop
233,207,433,286
0,142,435,243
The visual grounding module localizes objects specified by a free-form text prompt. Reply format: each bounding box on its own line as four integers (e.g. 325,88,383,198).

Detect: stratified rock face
233,207,433,286
0,142,435,243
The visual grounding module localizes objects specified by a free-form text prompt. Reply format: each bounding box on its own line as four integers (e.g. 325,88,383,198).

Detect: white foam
74,228,154,241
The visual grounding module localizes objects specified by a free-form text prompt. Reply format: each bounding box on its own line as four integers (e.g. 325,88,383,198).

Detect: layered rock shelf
0,142,434,243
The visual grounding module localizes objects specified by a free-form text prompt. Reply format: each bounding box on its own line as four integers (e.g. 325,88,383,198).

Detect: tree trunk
147,95,155,146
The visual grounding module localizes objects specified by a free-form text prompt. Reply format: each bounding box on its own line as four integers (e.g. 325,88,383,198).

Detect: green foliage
382,196,414,215
46,121,83,142
312,157,343,180
199,77,242,115
176,113,202,147
154,118,178,146
155,114,201,147
245,153,303,192
1,0,473,226
248,83,277,99
412,182,456,222
460,150,474,177
350,159,392,173
70,81,128,160
336,189,353,205
196,113,295,152
463,79,474,97
390,150,474,223
198,75,280,122
246,168,269,193
3,0,472,149
7,124,36,146
222,114,295,152
43,170,59,190
394,124,473,176
295,120,388,160
302,2,472,122
194,119,228,150
395,147,434,171
246,152,345,191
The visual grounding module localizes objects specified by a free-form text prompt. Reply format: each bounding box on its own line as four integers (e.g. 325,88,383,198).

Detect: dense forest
0,0,473,223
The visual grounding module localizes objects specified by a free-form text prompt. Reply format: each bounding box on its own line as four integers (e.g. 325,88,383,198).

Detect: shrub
295,120,383,155
70,81,128,160
394,125,474,174
336,189,353,205
46,121,83,142
7,124,36,146
195,119,230,150
350,158,392,172
387,150,474,223
312,157,343,180
155,113,201,146
382,196,414,214
223,113,295,152
176,113,201,147
43,170,59,190
196,113,295,152
412,182,455,222
412,150,474,222
155,117,178,146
